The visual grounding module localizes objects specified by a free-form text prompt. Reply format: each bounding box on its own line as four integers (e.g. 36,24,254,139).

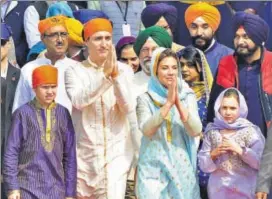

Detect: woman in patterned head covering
136,47,202,198
178,46,213,199
198,88,265,199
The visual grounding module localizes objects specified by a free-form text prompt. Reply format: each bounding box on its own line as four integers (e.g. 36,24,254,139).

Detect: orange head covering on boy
32,65,58,88
83,18,112,41
185,2,221,32
38,15,67,35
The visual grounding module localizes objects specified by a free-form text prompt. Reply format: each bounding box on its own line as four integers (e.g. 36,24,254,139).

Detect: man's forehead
236,27,247,35
192,17,208,25
91,31,112,38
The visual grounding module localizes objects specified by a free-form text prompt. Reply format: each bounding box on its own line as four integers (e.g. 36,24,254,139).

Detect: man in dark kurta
3,65,76,199
207,12,272,138
184,2,233,76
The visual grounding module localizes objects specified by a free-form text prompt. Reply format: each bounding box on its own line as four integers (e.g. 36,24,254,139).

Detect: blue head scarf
46,2,74,18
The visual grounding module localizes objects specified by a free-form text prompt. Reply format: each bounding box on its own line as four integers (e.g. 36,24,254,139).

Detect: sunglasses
1,39,8,46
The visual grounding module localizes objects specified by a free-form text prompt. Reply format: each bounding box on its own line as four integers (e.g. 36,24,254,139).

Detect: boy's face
34,84,57,106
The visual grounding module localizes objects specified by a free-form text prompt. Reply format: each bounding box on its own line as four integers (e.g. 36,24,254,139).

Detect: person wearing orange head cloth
65,18,136,199
12,15,79,114
3,65,76,199
184,2,233,77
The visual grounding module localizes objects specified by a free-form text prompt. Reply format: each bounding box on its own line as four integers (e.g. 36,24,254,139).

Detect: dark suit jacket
1,63,20,147
3,1,30,67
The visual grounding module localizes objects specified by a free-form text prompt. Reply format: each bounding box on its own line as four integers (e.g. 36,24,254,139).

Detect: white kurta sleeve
65,66,113,110
12,72,33,113
24,5,41,49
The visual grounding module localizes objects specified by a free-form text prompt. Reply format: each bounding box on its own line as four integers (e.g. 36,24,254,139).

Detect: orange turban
32,65,58,88
83,18,112,40
185,2,221,32
38,16,67,35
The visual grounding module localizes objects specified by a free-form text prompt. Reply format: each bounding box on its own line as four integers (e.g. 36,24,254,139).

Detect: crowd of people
1,1,272,199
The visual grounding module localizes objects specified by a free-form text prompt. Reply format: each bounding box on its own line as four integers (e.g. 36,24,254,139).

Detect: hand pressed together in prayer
256,192,268,199
166,77,177,106
103,44,119,79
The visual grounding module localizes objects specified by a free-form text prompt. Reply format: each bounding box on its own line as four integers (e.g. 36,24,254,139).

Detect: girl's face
180,57,200,84
219,96,240,124
157,56,178,88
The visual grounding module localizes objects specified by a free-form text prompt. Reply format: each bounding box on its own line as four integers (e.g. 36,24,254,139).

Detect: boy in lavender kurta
3,65,76,199
198,88,265,199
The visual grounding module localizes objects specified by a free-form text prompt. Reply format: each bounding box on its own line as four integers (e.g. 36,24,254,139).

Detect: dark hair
178,46,201,69
1,39,9,46
223,88,240,104
116,43,134,60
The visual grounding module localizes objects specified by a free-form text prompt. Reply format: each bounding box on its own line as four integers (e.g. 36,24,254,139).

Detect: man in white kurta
12,16,78,113
65,18,134,199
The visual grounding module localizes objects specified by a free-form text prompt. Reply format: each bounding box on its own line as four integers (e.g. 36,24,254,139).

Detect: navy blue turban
73,9,109,24
141,3,177,33
233,11,270,46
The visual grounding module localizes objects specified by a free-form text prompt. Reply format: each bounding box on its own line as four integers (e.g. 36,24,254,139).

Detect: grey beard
140,60,151,76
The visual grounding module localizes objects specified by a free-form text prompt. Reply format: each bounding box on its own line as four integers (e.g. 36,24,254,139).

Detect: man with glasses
1,22,20,199
12,15,78,113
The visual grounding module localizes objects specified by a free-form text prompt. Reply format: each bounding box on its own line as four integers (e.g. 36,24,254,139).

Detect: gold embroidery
101,97,108,198
31,99,57,152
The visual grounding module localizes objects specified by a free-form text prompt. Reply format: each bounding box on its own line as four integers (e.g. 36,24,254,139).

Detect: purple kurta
198,127,265,199
3,100,77,199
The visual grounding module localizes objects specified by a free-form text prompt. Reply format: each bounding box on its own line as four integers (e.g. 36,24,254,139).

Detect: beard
191,35,213,51
140,58,151,75
235,44,258,58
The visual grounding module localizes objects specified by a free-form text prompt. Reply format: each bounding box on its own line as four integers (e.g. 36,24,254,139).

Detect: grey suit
256,125,272,197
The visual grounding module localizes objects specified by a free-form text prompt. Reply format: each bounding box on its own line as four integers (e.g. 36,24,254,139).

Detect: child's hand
221,137,243,156
210,144,227,160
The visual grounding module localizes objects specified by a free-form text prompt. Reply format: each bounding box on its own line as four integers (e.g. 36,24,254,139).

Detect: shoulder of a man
20,58,48,74
215,42,234,55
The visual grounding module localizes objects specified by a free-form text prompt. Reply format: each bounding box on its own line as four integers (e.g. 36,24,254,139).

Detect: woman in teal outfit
136,48,202,199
